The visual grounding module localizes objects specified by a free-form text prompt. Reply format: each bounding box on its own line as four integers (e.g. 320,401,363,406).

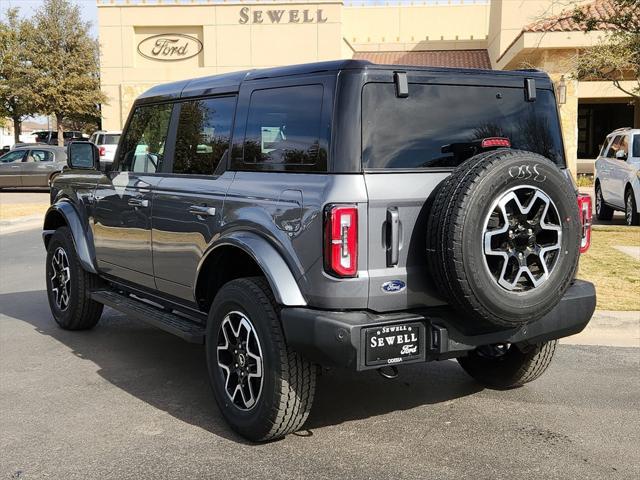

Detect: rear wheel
625,189,639,226
206,277,316,442
595,183,614,221
45,227,103,330
458,340,557,389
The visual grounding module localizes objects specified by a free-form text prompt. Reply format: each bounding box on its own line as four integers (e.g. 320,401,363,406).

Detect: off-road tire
426,149,581,332
458,340,557,389
45,227,103,330
625,189,639,226
206,277,316,442
595,183,614,221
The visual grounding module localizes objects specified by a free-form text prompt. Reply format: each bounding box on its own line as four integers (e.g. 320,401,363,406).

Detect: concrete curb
0,215,43,235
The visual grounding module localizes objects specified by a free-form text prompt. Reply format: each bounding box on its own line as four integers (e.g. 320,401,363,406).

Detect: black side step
90,289,205,344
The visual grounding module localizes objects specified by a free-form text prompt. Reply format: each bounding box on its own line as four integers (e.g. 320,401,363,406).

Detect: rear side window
634,135,640,157
173,96,235,175
242,85,326,171
30,150,53,162
0,150,26,163
362,83,566,169
118,103,173,173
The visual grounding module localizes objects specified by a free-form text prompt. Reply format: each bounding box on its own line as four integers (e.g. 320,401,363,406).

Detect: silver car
0,146,67,188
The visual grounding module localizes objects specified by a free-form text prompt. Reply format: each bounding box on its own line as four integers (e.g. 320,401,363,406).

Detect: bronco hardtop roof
136,59,553,104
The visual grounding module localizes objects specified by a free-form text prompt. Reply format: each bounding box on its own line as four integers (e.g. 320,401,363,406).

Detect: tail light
324,205,358,277
577,193,592,253
98,146,106,157
480,137,511,149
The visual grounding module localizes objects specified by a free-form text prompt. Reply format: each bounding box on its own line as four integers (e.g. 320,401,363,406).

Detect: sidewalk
562,310,640,348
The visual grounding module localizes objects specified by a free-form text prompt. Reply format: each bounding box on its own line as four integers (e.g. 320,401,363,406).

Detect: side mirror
67,141,99,170
615,149,628,161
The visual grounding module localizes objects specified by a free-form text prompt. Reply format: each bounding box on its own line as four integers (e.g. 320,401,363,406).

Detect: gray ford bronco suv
43,60,596,442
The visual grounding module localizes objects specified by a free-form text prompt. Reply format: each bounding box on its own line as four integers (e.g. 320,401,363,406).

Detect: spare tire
426,149,581,332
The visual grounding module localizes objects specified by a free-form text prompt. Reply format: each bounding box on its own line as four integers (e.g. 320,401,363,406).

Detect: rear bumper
281,279,596,371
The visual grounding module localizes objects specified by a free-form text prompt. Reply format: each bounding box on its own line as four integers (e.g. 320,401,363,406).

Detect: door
93,102,174,289
152,96,236,301
610,134,631,207
601,135,624,206
0,150,27,187
20,149,58,187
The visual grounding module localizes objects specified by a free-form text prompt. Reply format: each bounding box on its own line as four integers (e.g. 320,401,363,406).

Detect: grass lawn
578,225,640,311
0,203,48,221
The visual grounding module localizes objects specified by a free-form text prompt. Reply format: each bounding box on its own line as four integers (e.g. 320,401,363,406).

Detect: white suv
594,128,640,226
89,130,121,165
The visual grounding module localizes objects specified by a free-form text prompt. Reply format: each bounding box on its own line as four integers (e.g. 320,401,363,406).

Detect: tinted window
606,135,623,158
30,150,53,162
173,97,235,175
0,150,26,163
103,134,120,145
243,85,325,171
634,135,640,158
118,103,173,173
362,83,566,169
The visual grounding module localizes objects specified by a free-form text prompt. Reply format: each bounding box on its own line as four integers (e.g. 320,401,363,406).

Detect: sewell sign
239,7,328,24
137,33,203,61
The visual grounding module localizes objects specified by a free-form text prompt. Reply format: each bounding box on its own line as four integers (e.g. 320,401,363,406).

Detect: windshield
103,134,121,145
362,83,566,169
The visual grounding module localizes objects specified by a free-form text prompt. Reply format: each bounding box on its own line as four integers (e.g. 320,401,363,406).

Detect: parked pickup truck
43,60,596,442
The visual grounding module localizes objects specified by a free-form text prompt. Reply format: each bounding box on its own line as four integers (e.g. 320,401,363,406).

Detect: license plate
364,321,424,366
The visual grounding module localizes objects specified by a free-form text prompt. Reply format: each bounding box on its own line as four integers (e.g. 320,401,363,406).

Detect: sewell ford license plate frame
363,321,426,367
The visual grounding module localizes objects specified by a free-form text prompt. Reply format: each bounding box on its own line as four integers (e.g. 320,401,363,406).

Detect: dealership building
97,0,639,174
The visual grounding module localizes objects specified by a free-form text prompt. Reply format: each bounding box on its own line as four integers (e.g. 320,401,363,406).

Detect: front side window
0,150,26,163
118,103,173,173
242,85,325,171
362,83,567,169
173,97,235,175
606,135,623,158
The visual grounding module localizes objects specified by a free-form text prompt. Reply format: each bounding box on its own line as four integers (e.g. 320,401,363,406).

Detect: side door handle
386,208,400,267
128,198,149,208
189,205,216,217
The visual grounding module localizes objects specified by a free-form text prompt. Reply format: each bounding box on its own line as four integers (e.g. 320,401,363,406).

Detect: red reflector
577,193,592,253
98,146,106,157
324,205,358,277
481,137,511,149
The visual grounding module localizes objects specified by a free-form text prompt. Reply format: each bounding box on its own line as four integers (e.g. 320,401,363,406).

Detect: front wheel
206,277,316,442
45,227,103,330
457,340,557,389
625,189,639,226
595,183,614,221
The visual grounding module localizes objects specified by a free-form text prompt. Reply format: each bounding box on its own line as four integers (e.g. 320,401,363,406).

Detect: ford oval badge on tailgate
381,280,406,293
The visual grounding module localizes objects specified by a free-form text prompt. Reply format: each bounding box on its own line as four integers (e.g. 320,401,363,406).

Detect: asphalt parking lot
1,226,639,479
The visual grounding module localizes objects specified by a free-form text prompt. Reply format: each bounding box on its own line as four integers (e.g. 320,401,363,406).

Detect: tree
30,0,105,146
571,0,639,102
0,8,39,144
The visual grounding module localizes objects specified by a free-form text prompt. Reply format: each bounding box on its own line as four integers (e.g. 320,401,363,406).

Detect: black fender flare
195,231,307,307
42,201,98,274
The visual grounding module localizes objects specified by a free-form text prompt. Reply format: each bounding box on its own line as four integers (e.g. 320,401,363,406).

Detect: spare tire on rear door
426,149,581,333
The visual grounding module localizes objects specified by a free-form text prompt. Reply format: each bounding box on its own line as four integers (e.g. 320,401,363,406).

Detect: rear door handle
128,198,149,208
189,205,216,217
386,208,400,266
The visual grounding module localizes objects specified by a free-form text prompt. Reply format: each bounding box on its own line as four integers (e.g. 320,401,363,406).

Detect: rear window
362,83,566,169
103,134,120,145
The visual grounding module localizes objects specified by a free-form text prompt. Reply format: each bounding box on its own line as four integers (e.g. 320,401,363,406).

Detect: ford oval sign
137,33,203,62
381,280,406,293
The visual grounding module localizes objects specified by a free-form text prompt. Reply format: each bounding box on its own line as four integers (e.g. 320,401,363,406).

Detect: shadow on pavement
0,289,482,443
